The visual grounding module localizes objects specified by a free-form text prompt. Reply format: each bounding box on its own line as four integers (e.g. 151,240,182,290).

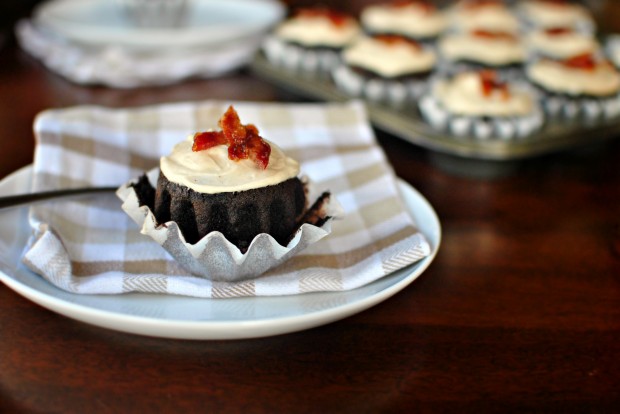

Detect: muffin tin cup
331,63,430,105
527,78,620,120
418,94,544,140
117,168,344,282
262,35,342,73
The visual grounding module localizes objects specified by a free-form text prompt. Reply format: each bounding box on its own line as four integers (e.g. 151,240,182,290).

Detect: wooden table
1,19,620,413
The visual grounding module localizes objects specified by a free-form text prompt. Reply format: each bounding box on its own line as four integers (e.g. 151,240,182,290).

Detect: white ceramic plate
0,166,441,340
34,0,285,50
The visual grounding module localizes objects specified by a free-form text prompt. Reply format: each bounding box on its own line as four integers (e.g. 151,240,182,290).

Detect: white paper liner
116,168,344,282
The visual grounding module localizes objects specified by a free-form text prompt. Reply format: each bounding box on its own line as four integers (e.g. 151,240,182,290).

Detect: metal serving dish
250,54,620,160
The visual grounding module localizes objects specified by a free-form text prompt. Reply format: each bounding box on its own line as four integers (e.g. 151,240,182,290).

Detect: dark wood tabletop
1,2,620,413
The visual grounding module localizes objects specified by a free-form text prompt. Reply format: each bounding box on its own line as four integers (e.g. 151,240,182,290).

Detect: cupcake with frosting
262,7,360,72
419,70,543,139
332,34,437,103
518,0,595,32
360,0,448,43
526,27,600,60
118,106,341,281
448,0,521,34
438,29,526,73
526,53,620,119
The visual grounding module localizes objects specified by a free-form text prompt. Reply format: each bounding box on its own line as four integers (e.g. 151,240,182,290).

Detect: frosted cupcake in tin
332,34,437,103
438,29,526,73
262,7,360,72
526,27,600,60
419,70,543,139
526,53,620,119
448,0,521,34
360,0,448,43
518,0,595,32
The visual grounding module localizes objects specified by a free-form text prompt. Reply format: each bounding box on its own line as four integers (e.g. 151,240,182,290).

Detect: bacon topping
472,29,517,41
479,70,510,100
295,7,350,27
374,34,421,49
544,27,572,36
560,53,597,71
192,106,271,170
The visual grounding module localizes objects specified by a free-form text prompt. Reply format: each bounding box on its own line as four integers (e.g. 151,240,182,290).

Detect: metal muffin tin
250,54,620,160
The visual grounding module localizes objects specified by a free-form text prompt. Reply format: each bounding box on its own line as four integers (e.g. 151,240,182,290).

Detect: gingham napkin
15,20,259,88
22,101,431,298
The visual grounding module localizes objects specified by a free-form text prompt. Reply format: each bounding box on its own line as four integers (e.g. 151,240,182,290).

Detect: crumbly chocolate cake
153,171,307,249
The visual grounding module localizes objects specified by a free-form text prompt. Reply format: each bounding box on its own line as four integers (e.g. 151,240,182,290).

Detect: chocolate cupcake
332,34,437,103
262,7,360,72
526,53,620,119
419,70,543,139
360,0,447,43
119,106,341,281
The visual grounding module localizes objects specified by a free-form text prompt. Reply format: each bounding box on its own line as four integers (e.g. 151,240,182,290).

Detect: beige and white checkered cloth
22,101,431,298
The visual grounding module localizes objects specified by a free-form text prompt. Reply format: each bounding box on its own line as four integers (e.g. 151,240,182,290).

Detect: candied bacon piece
295,7,350,27
374,34,421,49
219,105,249,160
246,127,271,170
479,70,510,100
192,131,226,152
192,106,271,169
472,29,517,41
561,53,597,70
545,27,572,36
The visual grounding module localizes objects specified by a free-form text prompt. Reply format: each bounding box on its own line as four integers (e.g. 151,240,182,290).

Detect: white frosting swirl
275,14,360,47
360,3,447,39
343,37,436,77
160,136,300,194
449,3,520,32
519,0,593,28
439,33,525,65
526,29,599,58
435,72,535,116
527,60,620,96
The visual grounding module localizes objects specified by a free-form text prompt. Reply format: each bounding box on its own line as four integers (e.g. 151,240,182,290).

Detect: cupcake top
161,106,300,194
448,0,520,33
342,35,436,77
526,27,599,59
274,7,360,48
519,0,594,30
439,29,526,66
434,70,535,116
360,1,447,40
527,53,620,97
